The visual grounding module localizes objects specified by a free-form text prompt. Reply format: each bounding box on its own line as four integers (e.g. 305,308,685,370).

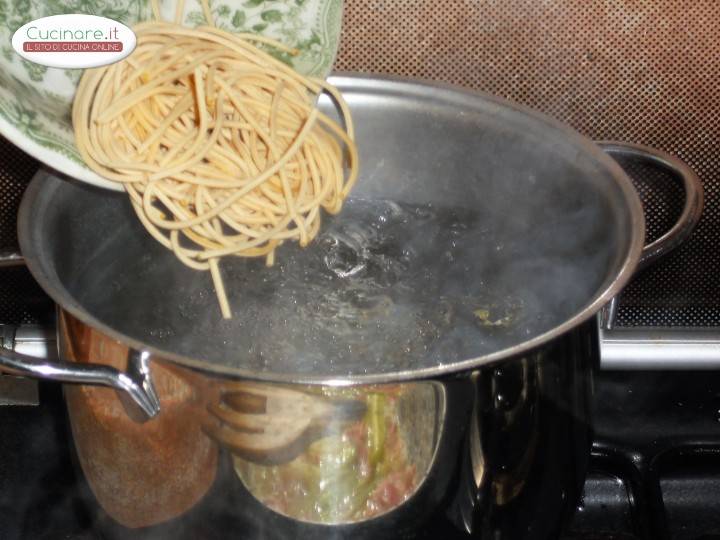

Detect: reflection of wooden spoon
203,382,366,465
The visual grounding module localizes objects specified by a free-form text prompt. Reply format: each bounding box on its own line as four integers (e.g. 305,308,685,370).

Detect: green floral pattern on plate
0,0,342,188
181,0,340,77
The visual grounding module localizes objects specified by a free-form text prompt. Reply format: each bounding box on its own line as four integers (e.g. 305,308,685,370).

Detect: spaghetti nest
73,21,358,318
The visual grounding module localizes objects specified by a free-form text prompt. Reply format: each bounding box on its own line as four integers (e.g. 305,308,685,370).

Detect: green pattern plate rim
0,0,343,190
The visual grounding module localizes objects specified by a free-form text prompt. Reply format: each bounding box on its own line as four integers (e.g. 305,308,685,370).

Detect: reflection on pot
59,310,219,529
489,358,540,507
202,381,445,525
59,305,592,540
452,323,594,540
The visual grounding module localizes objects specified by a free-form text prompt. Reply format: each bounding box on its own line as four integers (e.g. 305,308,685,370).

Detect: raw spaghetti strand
73,16,358,319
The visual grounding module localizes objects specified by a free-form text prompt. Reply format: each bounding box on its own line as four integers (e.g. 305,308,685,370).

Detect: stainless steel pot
0,76,703,539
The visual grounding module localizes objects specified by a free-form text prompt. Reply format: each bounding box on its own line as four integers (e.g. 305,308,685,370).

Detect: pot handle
598,141,704,330
0,258,159,418
0,346,160,418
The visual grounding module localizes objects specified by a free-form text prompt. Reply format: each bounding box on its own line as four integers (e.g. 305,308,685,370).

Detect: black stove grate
565,370,720,540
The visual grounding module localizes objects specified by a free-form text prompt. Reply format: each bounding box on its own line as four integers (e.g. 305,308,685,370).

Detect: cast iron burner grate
565,370,720,540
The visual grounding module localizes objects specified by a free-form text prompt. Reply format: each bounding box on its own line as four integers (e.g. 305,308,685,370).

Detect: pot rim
18,74,646,385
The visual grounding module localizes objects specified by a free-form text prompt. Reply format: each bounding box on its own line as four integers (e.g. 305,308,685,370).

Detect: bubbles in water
148,328,174,339
81,197,576,377
322,234,367,279
213,198,519,371
226,198,555,373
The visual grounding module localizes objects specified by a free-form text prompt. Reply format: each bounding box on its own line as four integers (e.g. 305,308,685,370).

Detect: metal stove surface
3,370,720,540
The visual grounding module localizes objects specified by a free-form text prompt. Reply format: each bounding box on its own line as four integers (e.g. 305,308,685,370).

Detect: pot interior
19,76,643,382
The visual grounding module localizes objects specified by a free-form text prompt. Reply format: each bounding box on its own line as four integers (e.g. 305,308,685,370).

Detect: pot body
11,75,657,537
11,75,704,539
2,75,703,539
59,309,596,540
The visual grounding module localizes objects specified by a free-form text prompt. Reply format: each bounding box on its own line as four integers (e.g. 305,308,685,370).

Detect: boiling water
78,198,580,378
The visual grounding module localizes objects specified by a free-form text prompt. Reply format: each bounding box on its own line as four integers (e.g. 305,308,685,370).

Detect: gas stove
2,365,720,540
3,0,720,532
